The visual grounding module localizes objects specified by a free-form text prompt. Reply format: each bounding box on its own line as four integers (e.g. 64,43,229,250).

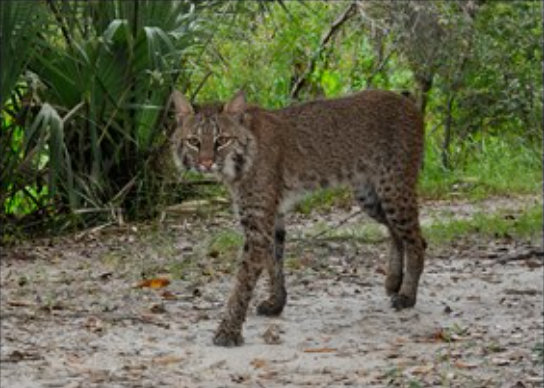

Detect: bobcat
170,89,425,346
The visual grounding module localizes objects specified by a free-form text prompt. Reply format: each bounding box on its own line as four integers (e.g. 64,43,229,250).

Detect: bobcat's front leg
213,207,275,347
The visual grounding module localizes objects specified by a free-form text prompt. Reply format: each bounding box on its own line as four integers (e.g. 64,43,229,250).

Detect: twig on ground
498,249,544,265
291,210,370,246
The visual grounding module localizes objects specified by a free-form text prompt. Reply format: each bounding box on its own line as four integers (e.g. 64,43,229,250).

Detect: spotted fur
170,90,426,347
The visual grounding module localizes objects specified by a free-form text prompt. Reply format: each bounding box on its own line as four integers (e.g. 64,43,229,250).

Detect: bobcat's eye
185,137,200,148
215,136,231,148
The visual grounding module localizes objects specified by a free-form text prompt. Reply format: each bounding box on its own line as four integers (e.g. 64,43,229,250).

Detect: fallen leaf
84,316,104,332
420,328,446,343
136,278,170,289
250,358,267,369
7,300,33,307
303,347,337,353
258,370,279,380
454,360,478,369
491,357,510,366
394,337,408,344
524,259,543,268
39,302,65,312
510,381,527,388
150,303,166,314
3,350,42,362
385,351,400,359
160,290,177,300
230,374,249,383
152,355,183,365
409,364,434,375
426,328,458,343
98,272,113,281
504,288,538,296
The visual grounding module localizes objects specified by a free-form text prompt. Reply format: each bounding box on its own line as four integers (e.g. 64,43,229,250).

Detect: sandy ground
1,195,542,387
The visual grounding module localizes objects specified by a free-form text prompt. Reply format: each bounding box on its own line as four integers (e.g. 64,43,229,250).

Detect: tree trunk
441,93,455,169
415,72,433,118
414,72,433,170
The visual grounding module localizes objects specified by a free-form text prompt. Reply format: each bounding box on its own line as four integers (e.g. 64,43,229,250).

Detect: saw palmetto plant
1,0,267,233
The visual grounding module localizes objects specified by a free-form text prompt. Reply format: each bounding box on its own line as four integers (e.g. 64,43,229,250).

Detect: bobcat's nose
198,159,214,171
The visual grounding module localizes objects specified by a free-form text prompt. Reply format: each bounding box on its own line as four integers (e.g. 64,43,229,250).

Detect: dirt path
1,196,542,387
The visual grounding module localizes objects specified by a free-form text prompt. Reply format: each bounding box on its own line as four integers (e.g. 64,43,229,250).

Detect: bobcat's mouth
197,161,219,173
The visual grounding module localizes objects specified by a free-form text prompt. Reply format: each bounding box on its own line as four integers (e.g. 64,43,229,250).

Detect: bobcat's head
170,90,255,182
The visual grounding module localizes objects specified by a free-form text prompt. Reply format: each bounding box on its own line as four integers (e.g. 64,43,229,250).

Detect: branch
498,249,544,265
366,48,395,88
190,70,213,102
290,2,357,99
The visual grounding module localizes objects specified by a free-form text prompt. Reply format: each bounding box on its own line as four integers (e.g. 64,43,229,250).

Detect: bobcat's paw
256,298,285,316
213,326,244,347
390,293,416,310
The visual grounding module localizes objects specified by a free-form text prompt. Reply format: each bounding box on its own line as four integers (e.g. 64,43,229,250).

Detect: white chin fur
221,154,237,181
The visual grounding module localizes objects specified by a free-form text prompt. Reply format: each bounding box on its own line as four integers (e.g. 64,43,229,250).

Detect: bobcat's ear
224,90,246,114
171,90,193,119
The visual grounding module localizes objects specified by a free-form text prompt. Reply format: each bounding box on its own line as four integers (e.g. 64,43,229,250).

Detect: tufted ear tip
171,90,193,118
224,90,246,114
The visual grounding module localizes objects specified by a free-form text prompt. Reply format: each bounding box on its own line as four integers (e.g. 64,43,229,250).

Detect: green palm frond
0,1,47,109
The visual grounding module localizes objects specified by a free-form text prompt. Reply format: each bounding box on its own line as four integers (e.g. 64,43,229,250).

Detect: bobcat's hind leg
355,183,404,295
390,220,425,310
378,187,425,310
383,230,404,296
257,214,287,316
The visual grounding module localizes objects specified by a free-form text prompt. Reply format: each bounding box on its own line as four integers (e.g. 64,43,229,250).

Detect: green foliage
420,134,541,199
30,1,203,222
0,1,46,107
1,1,218,232
424,204,543,244
296,187,353,215
533,342,544,364
208,230,244,258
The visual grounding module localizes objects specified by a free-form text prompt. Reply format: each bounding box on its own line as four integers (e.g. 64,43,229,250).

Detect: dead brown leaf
393,336,408,344
454,360,478,369
136,277,170,289
160,290,177,300
152,355,183,365
2,350,42,363
39,302,65,312
491,357,510,366
7,300,33,307
258,370,279,380
375,265,386,275
409,364,434,375
426,328,454,343
150,303,166,314
84,316,104,332
250,358,267,369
